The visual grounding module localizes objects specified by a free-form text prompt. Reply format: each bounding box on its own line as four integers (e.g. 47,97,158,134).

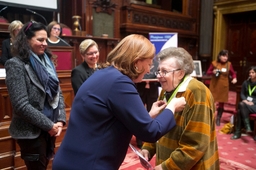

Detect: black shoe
245,127,252,134
231,133,241,140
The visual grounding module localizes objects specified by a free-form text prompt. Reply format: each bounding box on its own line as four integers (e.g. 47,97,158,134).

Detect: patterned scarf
29,51,60,120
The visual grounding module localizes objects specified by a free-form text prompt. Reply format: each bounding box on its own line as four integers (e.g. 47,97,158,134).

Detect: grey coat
5,57,66,139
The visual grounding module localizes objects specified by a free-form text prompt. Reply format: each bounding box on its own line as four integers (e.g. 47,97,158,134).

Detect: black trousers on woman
17,131,55,170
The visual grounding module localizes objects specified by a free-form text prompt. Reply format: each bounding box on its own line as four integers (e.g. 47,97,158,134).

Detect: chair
0,16,8,23
60,23,72,36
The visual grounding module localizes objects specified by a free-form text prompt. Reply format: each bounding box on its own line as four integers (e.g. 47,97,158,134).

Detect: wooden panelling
0,71,73,170
120,2,200,58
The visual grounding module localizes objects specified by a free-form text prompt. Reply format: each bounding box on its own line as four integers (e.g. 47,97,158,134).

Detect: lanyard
248,84,256,96
166,75,188,104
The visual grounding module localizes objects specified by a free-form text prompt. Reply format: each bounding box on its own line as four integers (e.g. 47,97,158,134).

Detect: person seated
0,20,23,66
71,39,99,95
46,21,69,46
231,66,256,140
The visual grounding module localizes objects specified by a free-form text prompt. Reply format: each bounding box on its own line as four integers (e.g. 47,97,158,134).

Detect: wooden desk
49,46,75,70
0,71,74,170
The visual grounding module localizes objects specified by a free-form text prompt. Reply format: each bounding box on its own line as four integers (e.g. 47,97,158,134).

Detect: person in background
135,58,159,148
52,34,186,170
5,21,66,170
206,49,237,126
46,21,69,46
231,66,256,140
141,47,219,170
0,20,23,66
71,39,99,95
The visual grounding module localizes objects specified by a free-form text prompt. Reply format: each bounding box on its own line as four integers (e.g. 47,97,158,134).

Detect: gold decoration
72,15,81,32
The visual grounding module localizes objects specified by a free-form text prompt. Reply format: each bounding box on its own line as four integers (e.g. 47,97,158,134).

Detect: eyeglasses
52,27,61,31
155,69,181,77
86,51,99,56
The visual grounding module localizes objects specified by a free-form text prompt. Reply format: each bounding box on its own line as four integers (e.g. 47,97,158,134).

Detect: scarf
29,51,60,121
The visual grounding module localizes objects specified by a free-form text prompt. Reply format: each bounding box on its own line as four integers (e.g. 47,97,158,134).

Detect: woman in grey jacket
5,21,66,170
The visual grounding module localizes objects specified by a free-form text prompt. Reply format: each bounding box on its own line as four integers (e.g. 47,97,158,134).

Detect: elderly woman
52,34,186,170
71,39,99,95
141,47,219,170
0,20,23,65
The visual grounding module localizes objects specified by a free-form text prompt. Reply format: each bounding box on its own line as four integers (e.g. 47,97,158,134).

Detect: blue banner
149,32,178,54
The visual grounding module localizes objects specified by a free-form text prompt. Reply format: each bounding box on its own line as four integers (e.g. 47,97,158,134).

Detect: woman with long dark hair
5,21,66,170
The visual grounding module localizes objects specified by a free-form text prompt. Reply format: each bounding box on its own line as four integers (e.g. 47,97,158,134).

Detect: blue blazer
53,66,176,170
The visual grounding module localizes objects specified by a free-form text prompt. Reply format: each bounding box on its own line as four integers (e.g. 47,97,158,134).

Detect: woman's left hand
55,122,63,137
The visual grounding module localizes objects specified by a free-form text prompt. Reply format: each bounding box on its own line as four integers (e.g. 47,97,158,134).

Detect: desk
196,75,212,86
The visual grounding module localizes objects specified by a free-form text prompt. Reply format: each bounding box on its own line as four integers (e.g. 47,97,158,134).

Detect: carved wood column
199,0,214,74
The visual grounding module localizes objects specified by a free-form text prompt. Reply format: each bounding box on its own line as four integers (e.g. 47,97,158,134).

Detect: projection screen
0,0,58,11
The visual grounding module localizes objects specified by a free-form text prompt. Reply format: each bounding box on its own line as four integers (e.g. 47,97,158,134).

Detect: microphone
26,8,47,25
55,36,71,46
0,6,7,14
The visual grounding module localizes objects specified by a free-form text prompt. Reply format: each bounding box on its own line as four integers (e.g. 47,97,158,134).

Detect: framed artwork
191,60,202,77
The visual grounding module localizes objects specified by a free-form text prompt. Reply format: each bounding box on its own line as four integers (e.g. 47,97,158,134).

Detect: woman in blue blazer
53,34,186,170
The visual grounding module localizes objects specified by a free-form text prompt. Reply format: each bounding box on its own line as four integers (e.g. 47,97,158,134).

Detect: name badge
221,68,227,72
247,96,253,102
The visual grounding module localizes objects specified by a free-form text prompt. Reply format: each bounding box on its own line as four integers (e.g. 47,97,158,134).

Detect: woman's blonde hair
79,39,98,55
8,20,23,39
106,34,155,80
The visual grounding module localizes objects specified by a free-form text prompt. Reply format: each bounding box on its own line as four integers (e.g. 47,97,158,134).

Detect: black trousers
17,131,56,170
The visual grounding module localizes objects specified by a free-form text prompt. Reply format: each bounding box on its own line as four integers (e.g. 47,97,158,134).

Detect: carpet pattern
120,91,256,170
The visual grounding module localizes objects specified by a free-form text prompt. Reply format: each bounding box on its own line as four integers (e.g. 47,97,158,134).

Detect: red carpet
120,91,256,170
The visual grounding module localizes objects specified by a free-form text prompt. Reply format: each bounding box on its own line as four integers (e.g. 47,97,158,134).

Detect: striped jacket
142,77,219,170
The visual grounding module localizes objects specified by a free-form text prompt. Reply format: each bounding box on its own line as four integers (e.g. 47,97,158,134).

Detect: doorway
225,11,256,86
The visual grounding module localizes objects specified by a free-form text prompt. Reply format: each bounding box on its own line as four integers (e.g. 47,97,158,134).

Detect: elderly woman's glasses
155,69,181,77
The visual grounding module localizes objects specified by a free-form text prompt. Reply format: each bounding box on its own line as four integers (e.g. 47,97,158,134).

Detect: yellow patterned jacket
142,77,219,170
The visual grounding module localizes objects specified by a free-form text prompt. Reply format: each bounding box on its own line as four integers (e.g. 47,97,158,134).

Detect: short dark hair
248,66,256,73
217,49,228,62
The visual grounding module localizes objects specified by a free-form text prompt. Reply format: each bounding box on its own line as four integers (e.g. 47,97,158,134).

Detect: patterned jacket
142,78,219,170
5,56,66,139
